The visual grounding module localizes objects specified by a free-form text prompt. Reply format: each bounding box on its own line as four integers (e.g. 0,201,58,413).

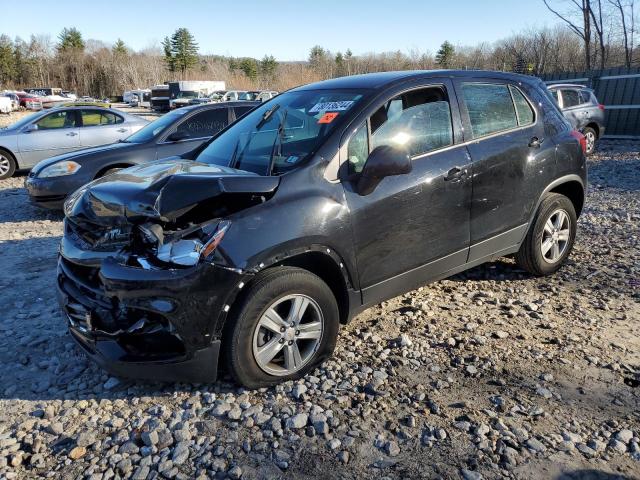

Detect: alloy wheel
540,209,571,263
585,131,595,153
252,294,324,376
0,154,10,177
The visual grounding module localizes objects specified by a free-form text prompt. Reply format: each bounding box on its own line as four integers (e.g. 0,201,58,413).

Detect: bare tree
543,0,593,69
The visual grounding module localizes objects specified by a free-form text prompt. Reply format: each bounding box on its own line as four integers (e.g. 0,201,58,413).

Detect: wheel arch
0,146,18,169
548,179,585,218
94,162,134,179
583,122,600,138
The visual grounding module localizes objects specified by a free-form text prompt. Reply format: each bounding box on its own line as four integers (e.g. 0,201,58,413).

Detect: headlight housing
142,220,230,267
38,161,81,178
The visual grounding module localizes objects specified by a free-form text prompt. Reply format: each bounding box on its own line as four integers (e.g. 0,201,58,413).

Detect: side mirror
167,130,190,142
356,144,412,195
24,124,38,133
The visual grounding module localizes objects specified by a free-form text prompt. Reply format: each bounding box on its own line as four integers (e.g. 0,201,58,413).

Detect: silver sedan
0,106,148,179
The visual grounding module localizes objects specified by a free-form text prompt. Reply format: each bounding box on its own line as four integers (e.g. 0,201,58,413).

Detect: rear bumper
57,251,245,383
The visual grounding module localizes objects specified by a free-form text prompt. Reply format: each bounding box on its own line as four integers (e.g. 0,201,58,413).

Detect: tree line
0,2,637,98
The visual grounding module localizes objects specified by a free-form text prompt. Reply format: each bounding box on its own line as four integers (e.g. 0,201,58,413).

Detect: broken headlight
139,220,230,267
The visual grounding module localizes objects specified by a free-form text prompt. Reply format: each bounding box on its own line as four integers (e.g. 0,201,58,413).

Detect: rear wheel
515,193,577,276
224,267,339,388
583,126,597,155
0,149,16,180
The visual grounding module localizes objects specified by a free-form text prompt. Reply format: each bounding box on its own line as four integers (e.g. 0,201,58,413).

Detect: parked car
0,97,11,114
1,93,20,111
26,102,258,208
248,90,279,102
16,92,43,110
0,106,148,179
58,70,586,387
547,83,604,154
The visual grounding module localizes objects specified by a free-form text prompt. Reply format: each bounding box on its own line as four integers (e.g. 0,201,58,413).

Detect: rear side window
509,86,534,126
369,86,454,158
461,83,517,138
175,108,228,139
580,89,593,104
561,89,581,108
81,110,123,126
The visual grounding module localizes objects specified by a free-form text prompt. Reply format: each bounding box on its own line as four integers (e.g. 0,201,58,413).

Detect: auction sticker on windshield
309,101,355,113
318,112,339,124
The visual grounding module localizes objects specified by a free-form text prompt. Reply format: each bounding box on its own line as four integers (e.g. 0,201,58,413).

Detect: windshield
123,109,187,143
176,91,199,99
2,111,43,130
196,89,366,175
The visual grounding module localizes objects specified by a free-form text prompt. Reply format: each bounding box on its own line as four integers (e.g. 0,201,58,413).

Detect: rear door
454,80,556,261
79,109,129,147
157,106,232,159
17,109,80,167
341,80,472,303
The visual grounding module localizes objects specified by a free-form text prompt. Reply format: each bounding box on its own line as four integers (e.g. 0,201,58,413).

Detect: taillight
570,129,587,154
598,104,605,111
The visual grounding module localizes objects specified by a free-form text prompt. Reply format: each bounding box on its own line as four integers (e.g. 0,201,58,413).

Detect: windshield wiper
267,109,288,176
256,104,280,130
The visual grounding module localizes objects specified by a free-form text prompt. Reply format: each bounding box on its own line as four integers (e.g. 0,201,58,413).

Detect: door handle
117,128,127,133
444,167,466,181
528,136,544,148
66,132,78,137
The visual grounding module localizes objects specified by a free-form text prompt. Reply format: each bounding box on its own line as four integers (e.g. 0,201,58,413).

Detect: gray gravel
0,141,638,479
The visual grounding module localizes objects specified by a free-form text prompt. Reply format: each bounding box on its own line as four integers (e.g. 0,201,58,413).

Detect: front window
36,111,77,130
124,109,189,143
196,89,366,176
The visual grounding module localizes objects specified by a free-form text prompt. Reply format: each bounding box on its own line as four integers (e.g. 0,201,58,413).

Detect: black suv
58,71,587,388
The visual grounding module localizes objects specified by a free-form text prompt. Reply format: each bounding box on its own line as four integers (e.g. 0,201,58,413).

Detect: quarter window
36,111,77,130
175,108,228,139
347,122,369,174
509,86,535,126
461,83,518,138
370,86,454,157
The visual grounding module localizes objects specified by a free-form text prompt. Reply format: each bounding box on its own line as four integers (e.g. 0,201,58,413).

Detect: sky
0,0,562,60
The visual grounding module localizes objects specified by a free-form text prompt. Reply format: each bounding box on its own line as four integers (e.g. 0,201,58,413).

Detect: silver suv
548,84,605,154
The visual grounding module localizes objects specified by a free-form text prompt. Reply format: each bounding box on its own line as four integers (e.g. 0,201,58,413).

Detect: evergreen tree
112,38,128,56
162,36,174,72
260,55,277,77
57,27,84,52
167,28,199,75
0,35,16,84
435,41,455,68
239,57,258,80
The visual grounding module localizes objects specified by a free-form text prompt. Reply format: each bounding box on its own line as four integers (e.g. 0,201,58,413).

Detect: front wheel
224,267,339,388
0,150,16,180
515,193,577,276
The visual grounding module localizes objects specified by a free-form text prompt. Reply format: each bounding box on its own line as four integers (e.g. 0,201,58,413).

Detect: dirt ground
0,140,637,480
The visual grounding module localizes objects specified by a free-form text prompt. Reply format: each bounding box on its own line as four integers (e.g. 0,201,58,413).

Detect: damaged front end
57,160,278,382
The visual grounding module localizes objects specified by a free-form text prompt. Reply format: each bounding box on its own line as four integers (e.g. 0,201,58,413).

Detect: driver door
340,81,472,304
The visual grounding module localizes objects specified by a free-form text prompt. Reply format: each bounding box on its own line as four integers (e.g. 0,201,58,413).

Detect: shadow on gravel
588,157,640,192
556,470,635,480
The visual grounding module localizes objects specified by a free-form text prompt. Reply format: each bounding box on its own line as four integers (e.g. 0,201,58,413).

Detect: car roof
174,101,261,114
293,70,542,92
547,83,591,90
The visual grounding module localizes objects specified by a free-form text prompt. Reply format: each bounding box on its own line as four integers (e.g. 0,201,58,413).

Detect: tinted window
580,89,593,104
370,87,453,157
81,110,122,127
347,122,369,174
175,108,228,139
509,86,534,126
561,89,581,108
234,106,254,119
462,83,517,138
36,111,77,130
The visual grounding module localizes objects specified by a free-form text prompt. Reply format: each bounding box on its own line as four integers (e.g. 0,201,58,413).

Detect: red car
16,92,43,110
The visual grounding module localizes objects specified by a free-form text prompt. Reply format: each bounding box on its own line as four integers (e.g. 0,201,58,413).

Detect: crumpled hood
64,158,280,225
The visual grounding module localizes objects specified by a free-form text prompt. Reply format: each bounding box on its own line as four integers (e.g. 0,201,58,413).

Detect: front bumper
25,174,88,210
57,250,245,383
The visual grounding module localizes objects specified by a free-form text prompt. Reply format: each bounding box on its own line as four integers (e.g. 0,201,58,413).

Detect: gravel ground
0,141,638,480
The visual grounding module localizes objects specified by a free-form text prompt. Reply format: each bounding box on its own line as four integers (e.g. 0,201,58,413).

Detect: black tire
0,149,17,180
583,126,597,155
224,266,339,389
515,193,577,276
